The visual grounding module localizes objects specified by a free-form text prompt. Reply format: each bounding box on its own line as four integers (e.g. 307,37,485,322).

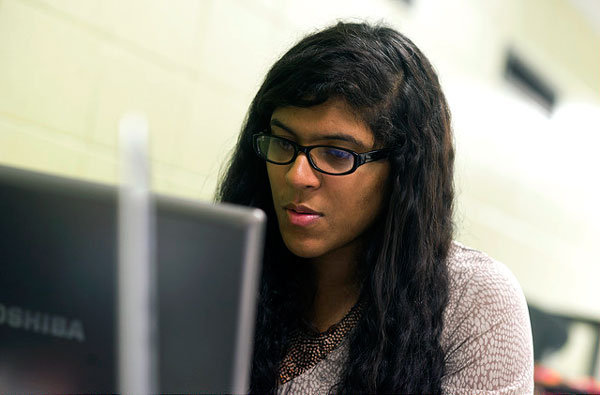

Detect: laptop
0,164,265,393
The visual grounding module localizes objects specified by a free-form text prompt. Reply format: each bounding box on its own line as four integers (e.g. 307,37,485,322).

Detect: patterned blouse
277,242,534,395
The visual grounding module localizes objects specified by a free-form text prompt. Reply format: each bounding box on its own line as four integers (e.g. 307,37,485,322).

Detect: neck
305,245,361,332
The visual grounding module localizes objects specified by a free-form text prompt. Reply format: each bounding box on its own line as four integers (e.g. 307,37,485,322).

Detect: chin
282,237,326,259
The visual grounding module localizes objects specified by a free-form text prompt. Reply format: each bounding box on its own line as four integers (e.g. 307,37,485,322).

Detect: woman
217,22,533,394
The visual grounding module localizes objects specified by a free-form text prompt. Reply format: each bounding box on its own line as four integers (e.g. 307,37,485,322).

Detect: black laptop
0,164,265,393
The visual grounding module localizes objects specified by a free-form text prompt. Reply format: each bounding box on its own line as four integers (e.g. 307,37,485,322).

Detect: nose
285,152,321,189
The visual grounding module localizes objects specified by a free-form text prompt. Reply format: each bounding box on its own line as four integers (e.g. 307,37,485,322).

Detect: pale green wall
1,0,599,319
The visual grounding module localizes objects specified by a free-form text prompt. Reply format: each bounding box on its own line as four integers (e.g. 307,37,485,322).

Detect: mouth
283,204,323,227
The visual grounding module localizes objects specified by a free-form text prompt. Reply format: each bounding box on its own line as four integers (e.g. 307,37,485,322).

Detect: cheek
370,173,390,214
348,188,386,229
331,168,390,228
354,165,389,207
266,163,284,196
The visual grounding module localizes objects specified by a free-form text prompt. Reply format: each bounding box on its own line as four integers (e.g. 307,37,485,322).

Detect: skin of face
266,98,391,263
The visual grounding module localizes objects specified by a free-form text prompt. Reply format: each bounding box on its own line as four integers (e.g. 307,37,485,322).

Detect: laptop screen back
0,165,264,393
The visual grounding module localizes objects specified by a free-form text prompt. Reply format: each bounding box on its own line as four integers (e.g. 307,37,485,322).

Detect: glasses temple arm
360,147,398,164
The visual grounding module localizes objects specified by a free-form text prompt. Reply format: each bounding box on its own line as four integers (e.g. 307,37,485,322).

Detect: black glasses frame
252,133,398,176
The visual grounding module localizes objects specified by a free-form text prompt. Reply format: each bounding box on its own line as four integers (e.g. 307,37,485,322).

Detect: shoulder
441,241,534,395
445,241,529,323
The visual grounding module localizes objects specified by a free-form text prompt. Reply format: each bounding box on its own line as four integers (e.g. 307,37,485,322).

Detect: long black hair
217,21,454,394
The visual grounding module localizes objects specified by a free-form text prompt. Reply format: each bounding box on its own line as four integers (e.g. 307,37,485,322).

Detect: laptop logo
0,303,86,342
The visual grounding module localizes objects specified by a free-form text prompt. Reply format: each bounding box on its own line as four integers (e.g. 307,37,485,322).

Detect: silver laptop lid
153,194,265,393
0,164,265,393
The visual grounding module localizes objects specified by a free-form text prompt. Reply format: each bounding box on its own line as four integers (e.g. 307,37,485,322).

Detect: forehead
270,99,374,149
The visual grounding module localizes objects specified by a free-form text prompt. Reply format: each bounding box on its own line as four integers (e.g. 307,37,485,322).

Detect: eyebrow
269,118,366,148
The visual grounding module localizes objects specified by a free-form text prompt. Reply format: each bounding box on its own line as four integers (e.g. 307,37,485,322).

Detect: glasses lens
311,147,355,174
257,135,295,163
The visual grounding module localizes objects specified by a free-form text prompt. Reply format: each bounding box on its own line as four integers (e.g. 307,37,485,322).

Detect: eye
274,137,294,151
323,148,353,161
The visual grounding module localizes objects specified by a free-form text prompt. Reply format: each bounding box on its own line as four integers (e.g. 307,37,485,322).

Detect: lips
283,204,323,227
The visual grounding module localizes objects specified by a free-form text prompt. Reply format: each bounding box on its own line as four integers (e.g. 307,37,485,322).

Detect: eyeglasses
252,133,398,176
